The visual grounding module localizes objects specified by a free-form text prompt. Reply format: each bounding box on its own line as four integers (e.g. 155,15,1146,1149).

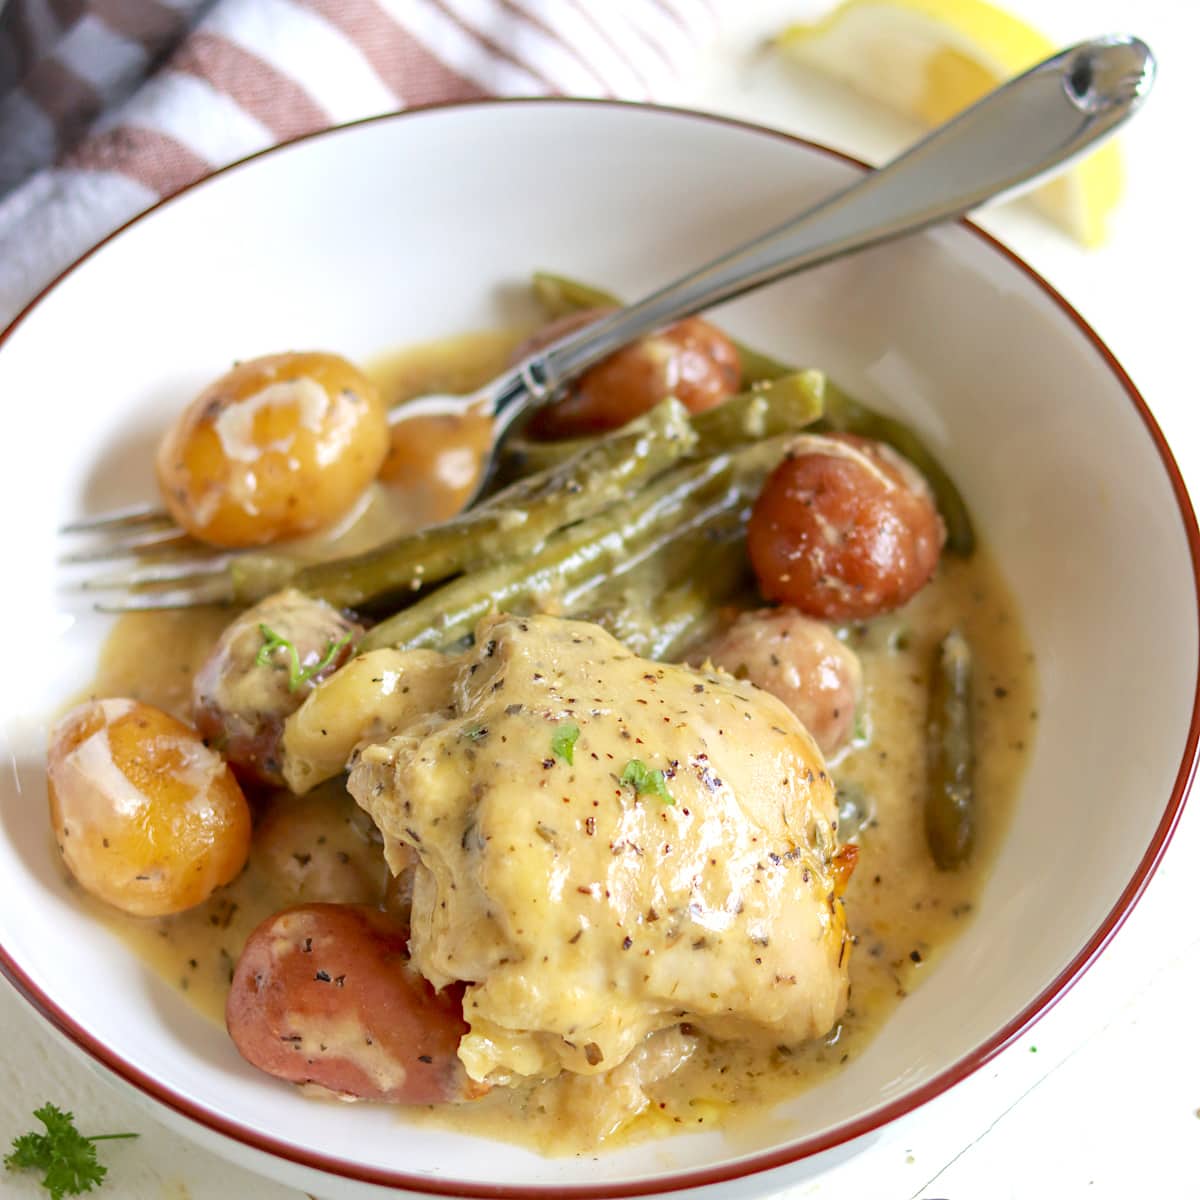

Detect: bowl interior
0,102,1194,1195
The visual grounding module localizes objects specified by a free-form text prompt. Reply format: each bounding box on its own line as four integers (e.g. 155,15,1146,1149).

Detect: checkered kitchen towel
0,0,722,326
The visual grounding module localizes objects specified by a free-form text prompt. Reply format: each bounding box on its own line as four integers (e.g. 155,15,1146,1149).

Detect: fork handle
492,34,1152,433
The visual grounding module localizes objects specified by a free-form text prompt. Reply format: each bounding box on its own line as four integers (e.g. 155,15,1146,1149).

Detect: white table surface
3,1,1198,1197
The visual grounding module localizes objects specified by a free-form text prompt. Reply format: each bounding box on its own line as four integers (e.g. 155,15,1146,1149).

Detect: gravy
77,333,1035,1154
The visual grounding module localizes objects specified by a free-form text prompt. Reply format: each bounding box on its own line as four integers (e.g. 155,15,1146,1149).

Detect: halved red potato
227,904,481,1104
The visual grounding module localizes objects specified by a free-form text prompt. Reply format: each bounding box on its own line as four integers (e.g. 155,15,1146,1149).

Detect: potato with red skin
748,433,945,621
193,589,362,786
251,785,389,907
514,309,741,439
47,698,250,916
227,904,481,1104
702,608,863,757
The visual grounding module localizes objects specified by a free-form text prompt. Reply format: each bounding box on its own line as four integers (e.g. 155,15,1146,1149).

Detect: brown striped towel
0,0,722,325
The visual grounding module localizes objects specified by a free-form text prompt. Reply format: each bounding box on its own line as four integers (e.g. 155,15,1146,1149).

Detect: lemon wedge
776,0,1123,246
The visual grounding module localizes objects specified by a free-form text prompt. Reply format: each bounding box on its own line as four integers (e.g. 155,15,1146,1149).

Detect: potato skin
251,785,389,907
192,589,362,786
748,434,945,620
702,608,862,757
47,698,250,916
156,352,388,548
226,904,479,1104
516,311,741,439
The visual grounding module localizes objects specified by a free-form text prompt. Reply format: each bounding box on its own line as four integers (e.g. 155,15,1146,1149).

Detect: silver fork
61,35,1154,610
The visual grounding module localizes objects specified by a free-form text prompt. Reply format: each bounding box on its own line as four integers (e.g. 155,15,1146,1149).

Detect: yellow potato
156,352,388,547
47,699,251,916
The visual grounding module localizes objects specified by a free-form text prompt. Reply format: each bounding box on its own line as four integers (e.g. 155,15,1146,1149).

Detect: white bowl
0,101,1195,1199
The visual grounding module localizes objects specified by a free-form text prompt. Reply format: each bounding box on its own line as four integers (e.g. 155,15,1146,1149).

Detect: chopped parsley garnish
620,759,674,806
462,724,488,742
256,624,353,692
551,721,580,765
5,1103,137,1199
852,706,868,744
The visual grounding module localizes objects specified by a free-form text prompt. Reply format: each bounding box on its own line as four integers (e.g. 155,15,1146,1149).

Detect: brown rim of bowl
1,97,1196,1199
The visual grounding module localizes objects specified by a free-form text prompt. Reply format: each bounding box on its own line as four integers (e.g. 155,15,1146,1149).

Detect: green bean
629,540,749,660
581,523,723,620
730,342,793,386
530,270,975,555
693,371,825,453
531,271,790,387
924,629,976,870
359,461,720,651
485,397,695,508
530,271,619,317
583,518,749,659
582,507,744,609
360,437,791,653
495,434,601,480
501,370,826,480
231,398,696,608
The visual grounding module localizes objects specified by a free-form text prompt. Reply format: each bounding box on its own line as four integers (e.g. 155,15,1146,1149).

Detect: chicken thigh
349,613,853,1086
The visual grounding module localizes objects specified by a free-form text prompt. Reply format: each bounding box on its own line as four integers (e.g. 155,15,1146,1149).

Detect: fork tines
58,527,196,564
59,503,175,535
59,503,236,611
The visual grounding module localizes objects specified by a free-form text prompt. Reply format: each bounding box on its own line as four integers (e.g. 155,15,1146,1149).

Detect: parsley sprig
551,721,580,765
256,624,353,692
5,1104,136,1199
620,759,675,806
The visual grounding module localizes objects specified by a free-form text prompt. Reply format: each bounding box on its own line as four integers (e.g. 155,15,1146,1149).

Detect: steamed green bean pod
692,371,825,451
925,628,976,869
359,437,792,653
529,270,974,555
640,585,736,660
501,370,826,477
530,271,617,318
230,398,695,609
581,518,749,660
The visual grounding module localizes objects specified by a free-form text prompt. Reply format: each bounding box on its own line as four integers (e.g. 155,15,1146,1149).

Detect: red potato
193,589,362,786
227,904,481,1104
514,309,741,439
748,434,945,621
702,608,863,757
251,786,390,907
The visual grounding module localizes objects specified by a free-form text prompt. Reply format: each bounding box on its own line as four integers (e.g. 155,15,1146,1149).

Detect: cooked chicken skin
349,613,852,1086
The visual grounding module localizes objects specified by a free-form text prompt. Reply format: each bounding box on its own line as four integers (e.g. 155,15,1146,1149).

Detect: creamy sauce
410,548,1036,1152
373,330,525,527
76,332,1035,1155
